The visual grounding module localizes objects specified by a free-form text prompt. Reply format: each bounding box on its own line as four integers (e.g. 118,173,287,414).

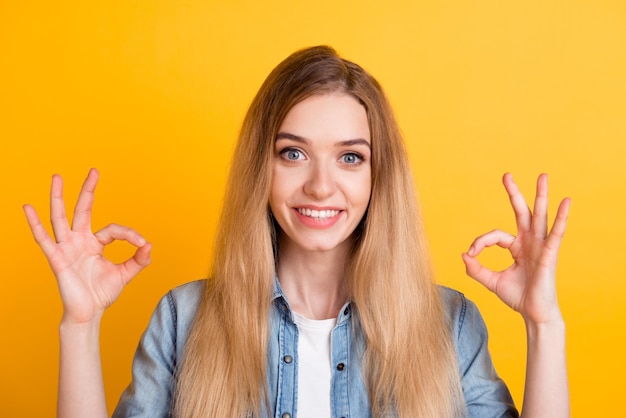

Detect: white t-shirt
292,312,337,418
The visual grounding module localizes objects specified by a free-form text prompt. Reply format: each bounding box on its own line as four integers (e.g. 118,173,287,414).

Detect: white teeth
297,208,339,219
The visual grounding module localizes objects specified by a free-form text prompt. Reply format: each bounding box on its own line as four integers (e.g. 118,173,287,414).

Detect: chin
294,237,350,254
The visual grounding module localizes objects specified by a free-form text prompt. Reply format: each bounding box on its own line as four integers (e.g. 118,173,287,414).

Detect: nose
303,161,337,200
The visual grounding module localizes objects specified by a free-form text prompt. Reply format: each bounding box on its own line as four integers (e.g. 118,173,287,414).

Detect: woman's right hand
24,168,151,325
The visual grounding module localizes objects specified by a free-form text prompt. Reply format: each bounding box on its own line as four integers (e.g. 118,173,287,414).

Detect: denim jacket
113,279,518,418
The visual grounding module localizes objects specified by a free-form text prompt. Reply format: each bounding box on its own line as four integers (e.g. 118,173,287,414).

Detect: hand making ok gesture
23,169,152,325
462,173,571,325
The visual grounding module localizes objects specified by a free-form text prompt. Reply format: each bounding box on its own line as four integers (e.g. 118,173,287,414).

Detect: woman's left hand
462,173,571,325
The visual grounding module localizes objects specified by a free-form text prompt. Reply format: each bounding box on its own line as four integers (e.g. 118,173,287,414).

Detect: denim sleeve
112,280,204,418
441,287,520,418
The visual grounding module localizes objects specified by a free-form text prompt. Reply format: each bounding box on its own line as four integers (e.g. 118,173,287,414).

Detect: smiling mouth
296,208,341,219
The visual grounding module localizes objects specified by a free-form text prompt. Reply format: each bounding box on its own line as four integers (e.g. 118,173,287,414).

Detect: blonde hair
174,46,465,417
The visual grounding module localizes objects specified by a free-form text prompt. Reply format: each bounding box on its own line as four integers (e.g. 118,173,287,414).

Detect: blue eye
282,148,303,161
341,153,362,165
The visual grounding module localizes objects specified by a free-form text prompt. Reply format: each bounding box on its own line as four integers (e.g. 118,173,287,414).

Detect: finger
545,197,571,253
72,168,99,232
94,223,147,248
503,173,531,233
531,173,549,238
466,229,516,257
23,204,57,256
462,252,500,293
50,174,70,242
118,242,152,285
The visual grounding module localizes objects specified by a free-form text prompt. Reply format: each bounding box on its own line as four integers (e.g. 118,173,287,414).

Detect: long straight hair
174,46,465,417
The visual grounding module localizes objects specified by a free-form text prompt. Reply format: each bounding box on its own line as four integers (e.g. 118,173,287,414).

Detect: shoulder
113,279,207,416
142,279,207,345
437,288,518,416
163,279,206,327
438,285,466,311
167,279,206,308
437,285,486,342
128,280,208,368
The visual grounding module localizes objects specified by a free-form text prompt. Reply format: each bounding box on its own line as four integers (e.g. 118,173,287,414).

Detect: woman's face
269,93,372,255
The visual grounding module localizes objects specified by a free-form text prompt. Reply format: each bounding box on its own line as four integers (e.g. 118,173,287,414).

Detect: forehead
278,94,370,142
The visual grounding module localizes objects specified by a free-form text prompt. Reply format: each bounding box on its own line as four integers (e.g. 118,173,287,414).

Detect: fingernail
467,245,475,256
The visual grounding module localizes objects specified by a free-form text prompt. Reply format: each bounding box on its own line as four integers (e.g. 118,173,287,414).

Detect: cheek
268,180,282,215
354,172,372,207
269,166,297,210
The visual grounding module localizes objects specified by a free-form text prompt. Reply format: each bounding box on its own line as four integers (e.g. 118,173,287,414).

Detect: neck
276,240,350,320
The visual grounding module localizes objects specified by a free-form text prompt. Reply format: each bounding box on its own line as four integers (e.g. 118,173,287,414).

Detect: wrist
59,315,102,335
525,315,566,344
60,305,105,327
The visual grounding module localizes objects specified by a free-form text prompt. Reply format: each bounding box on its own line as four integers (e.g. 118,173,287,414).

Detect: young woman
24,46,570,417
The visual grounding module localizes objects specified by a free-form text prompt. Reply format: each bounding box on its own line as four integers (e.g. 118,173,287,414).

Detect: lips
296,208,340,219
293,207,343,228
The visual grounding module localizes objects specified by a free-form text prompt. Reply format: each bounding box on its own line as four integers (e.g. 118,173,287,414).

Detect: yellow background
1,1,624,416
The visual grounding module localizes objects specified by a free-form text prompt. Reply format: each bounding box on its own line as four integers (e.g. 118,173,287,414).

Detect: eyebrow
275,132,371,150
